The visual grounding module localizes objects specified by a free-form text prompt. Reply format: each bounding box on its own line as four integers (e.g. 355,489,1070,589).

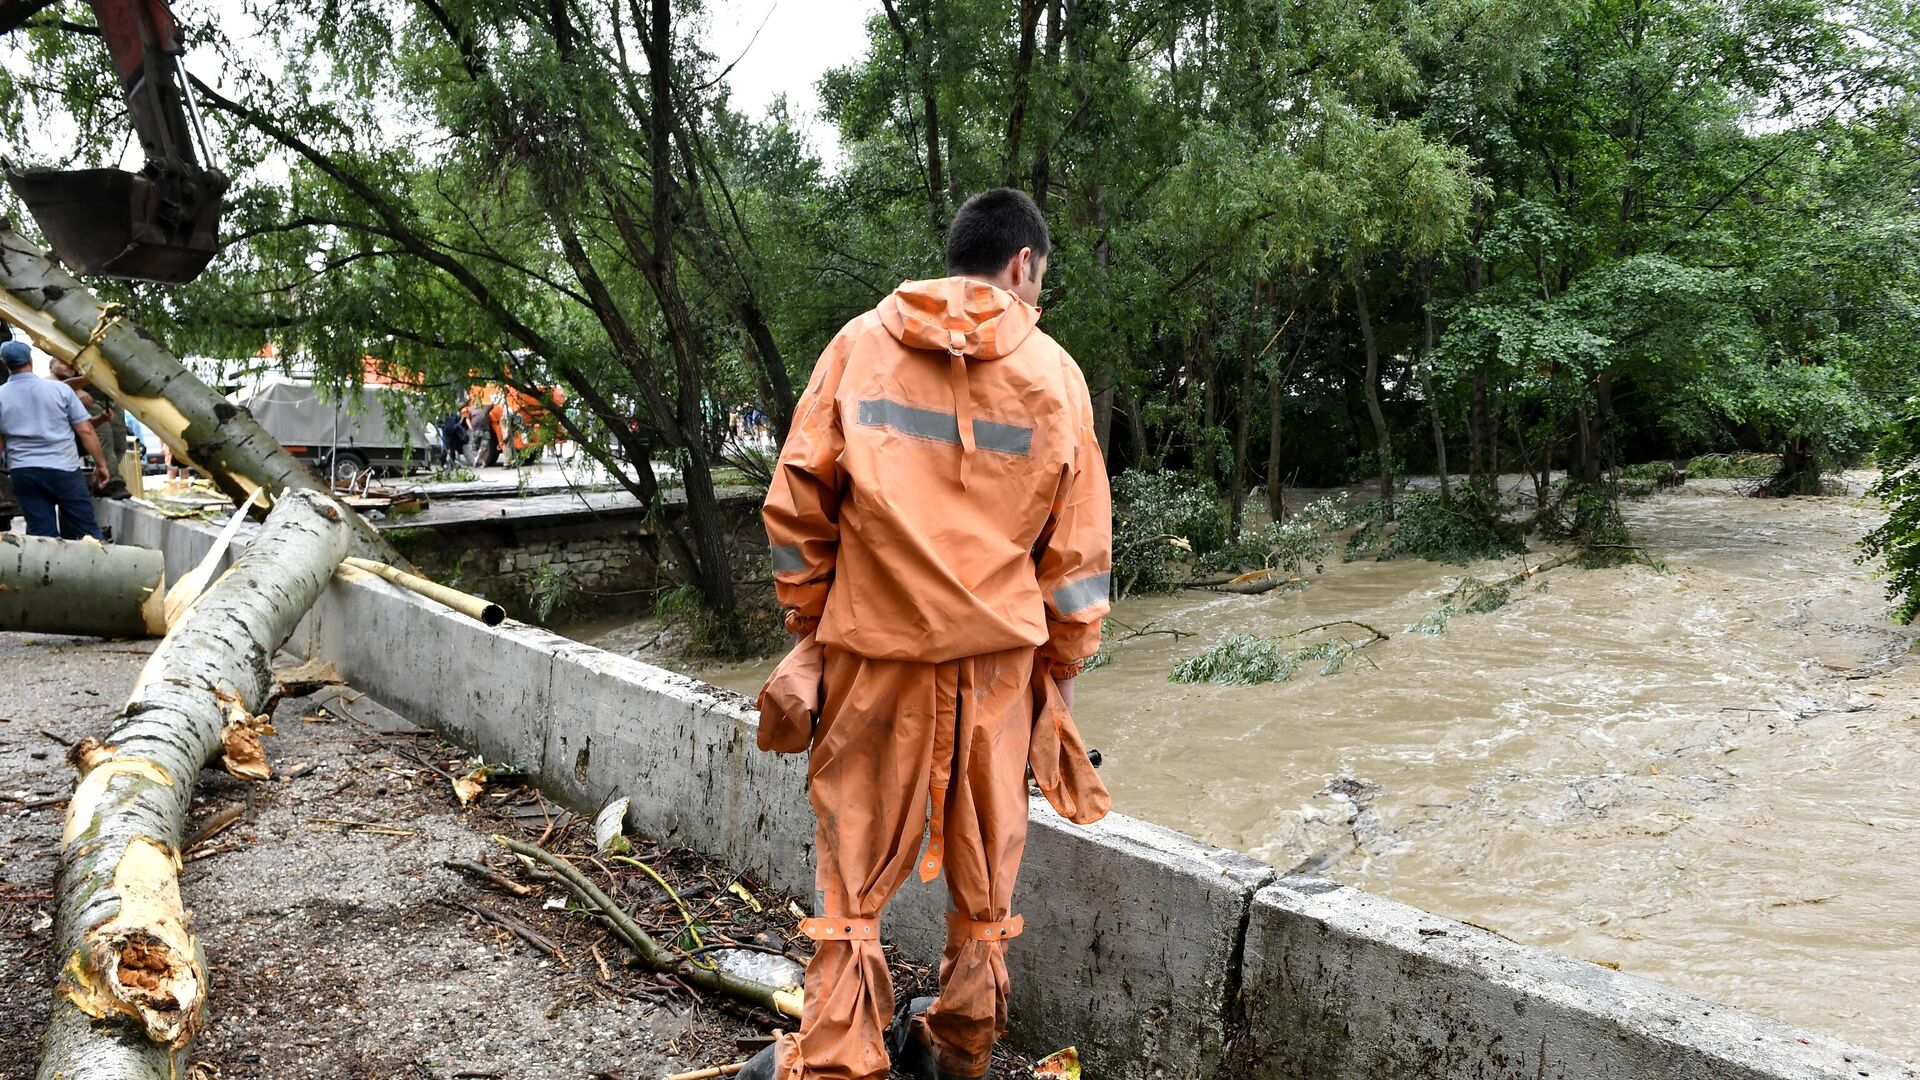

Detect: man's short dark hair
945,188,1051,276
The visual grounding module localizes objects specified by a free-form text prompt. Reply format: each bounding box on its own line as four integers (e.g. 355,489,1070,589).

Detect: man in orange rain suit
742,188,1112,1080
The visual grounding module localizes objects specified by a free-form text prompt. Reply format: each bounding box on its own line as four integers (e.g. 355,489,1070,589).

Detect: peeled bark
38,489,351,1080
0,534,166,638
341,556,505,625
0,224,398,566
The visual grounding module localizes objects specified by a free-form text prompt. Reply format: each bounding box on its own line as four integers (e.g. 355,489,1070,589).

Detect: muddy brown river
573,476,1920,1060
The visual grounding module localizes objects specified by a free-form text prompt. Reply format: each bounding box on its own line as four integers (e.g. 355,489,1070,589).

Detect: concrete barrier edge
96,501,1918,1080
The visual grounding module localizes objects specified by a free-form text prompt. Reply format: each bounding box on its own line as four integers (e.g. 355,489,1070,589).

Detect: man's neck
5,370,34,382
954,273,1015,293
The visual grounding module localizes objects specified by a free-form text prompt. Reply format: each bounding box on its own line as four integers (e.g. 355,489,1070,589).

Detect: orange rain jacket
762,277,1112,670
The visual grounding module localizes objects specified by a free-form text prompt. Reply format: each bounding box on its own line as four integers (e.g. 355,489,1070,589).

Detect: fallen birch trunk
0,223,399,566
37,489,350,1080
0,534,166,638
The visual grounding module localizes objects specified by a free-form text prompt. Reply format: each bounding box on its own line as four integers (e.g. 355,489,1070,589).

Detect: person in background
485,395,506,466
463,396,496,468
0,341,108,538
50,358,131,499
437,410,468,468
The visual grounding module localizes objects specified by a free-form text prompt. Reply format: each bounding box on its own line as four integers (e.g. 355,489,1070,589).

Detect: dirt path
0,633,770,1080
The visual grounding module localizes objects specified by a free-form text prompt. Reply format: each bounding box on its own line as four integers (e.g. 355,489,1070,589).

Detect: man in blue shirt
0,340,109,538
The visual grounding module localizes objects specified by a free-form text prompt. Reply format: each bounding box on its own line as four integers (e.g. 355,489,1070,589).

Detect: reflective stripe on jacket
763,277,1113,666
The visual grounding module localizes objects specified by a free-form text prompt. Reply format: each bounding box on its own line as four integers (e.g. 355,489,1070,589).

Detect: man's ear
1009,245,1035,288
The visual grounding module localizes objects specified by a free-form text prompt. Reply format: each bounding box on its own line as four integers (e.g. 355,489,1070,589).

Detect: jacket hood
877,277,1040,361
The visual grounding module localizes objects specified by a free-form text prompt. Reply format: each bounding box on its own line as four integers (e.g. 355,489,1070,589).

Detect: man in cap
51,357,132,500
0,340,109,538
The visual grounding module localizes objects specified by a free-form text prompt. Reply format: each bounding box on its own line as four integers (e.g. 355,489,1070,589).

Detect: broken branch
495,836,803,1021
340,557,506,625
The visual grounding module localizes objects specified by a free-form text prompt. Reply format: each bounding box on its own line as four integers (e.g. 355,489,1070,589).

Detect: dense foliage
1863,403,1920,624
2,0,1918,633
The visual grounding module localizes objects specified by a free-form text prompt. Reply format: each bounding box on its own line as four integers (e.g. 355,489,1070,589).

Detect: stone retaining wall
99,500,1917,1080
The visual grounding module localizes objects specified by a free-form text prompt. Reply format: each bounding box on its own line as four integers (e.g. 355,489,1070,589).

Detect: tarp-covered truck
237,376,433,484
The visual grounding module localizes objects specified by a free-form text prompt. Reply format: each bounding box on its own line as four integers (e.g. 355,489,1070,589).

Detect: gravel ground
0,632,1037,1080
0,632,769,1080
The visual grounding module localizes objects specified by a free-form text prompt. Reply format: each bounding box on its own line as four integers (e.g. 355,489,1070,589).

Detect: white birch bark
37,489,350,1080
0,534,167,638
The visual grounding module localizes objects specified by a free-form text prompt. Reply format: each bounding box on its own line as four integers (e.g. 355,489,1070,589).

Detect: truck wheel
327,449,371,487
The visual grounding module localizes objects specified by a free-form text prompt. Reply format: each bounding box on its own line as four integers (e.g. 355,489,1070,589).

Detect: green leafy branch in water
1412,577,1515,635
528,562,580,623
1861,401,1920,624
1171,621,1389,686
1412,555,1576,635
1619,460,1685,498
1685,452,1780,479
1342,491,1527,565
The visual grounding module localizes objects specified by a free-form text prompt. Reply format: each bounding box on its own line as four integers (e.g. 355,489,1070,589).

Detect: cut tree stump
36,489,351,1080
0,222,400,566
0,534,166,638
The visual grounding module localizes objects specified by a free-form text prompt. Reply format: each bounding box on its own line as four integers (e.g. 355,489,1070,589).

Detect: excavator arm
2,0,228,284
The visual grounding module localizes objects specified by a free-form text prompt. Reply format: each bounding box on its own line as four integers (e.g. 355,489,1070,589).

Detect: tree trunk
1594,369,1615,476
0,534,166,637
1422,369,1450,501
881,0,948,229
1002,0,1041,186
1352,279,1393,502
1028,0,1061,202
1266,362,1285,520
37,490,351,1080
1228,281,1263,536
1419,268,1449,500
1575,399,1599,485
1468,371,1491,494
1090,378,1114,461
1195,330,1219,481
638,0,736,621
0,226,398,566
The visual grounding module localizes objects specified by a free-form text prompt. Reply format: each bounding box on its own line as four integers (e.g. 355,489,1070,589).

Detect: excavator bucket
7,166,226,285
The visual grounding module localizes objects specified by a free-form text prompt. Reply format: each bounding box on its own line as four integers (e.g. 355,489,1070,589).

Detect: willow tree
0,0,810,641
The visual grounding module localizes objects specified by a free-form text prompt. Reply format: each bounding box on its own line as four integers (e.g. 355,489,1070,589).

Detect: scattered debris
595,797,632,854
1033,1046,1082,1077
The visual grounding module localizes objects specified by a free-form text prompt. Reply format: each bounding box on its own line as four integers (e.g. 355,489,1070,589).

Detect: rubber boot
887,997,987,1080
735,1044,778,1080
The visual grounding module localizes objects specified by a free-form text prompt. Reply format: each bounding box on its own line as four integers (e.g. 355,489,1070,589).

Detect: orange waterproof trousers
774,644,1035,1080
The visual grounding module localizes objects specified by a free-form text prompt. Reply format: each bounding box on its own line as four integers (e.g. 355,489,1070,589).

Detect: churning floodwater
571,475,1920,1060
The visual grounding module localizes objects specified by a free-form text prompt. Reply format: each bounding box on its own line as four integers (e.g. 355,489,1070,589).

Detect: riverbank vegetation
3,0,1917,645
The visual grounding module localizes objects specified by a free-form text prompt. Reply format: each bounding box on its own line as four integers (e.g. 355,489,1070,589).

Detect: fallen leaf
729,881,763,913
594,798,632,854
1033,1047,1080,1078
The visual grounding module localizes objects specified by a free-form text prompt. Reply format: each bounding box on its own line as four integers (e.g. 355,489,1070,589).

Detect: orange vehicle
505,384,568,460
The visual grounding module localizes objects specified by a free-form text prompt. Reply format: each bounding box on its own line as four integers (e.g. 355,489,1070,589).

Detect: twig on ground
664,1063,748,1080
447,898,564,960
446,858,534,897
185,804,246,850
497,835,802,1020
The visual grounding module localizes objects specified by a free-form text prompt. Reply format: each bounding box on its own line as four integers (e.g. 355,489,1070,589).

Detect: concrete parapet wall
1240,876,1912,1080
97,501,1917,1080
